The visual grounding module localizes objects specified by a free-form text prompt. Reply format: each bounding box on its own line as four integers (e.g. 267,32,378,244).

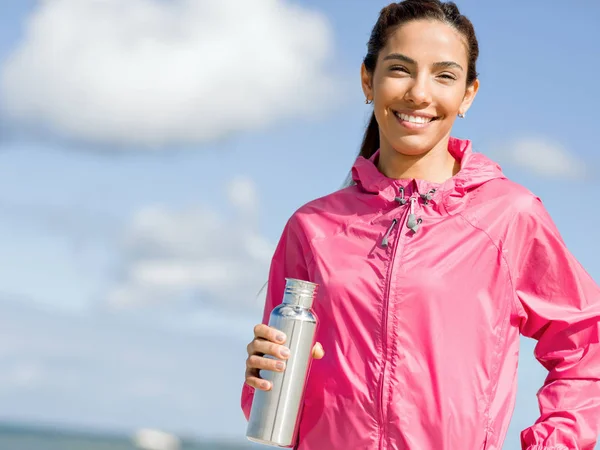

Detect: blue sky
0,0,598,448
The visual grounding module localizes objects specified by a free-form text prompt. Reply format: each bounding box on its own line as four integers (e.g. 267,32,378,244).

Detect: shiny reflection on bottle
246,278,319,448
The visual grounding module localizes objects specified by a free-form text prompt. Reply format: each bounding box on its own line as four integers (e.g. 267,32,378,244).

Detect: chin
390,136,438,157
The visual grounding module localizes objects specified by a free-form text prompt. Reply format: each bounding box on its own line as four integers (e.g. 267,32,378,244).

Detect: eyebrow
382,52,464,71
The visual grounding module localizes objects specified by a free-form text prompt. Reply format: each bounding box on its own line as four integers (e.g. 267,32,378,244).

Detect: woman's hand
245,324,324,391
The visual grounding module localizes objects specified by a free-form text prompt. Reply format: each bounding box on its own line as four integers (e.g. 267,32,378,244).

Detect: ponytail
343,112,380,187
359,112,380,159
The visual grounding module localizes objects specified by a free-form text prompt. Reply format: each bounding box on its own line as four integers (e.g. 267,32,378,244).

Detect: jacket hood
350,136,506,213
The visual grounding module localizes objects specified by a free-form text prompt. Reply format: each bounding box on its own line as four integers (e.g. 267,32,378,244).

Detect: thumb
312,342,325,359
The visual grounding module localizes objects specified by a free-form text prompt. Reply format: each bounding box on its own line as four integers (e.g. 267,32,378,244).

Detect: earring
365,98,373,105
458,112,466,118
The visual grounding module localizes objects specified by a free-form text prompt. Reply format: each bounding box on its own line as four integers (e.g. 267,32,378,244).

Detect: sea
0,423,255,450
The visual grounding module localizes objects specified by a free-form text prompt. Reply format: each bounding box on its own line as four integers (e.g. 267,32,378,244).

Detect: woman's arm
508,196,600,450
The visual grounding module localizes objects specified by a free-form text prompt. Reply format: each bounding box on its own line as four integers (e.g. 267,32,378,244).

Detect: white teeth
396,112,433,124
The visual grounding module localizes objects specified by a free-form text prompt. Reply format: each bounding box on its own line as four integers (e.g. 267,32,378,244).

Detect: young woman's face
361,19,479,157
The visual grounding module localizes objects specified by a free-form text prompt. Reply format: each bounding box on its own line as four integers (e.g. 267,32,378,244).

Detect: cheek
433,88,465,112
440,84,470,108
374,77,409,102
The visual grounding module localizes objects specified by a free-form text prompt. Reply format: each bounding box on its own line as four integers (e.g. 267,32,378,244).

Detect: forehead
381,19,468,65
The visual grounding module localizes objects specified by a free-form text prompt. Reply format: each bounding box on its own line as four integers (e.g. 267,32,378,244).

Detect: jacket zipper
378,202,411,449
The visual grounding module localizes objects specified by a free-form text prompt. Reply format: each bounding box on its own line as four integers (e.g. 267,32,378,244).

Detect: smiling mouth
393,111,439,124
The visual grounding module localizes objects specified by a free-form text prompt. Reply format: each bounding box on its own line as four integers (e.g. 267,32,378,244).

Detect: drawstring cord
381,186,437,246
394,186,407,205
420,188,436,205
381,218,398,247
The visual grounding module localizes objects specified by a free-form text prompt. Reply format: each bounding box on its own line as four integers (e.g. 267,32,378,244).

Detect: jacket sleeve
241,215,312,421
508,196,600,450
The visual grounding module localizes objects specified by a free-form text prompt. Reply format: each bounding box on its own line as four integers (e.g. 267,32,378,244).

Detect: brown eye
439,73,457,80
390,65,409,73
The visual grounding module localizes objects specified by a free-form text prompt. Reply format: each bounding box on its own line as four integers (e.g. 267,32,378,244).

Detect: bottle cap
283,278,318,309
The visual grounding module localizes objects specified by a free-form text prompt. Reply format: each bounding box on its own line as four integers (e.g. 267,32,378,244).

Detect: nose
403,74,432,106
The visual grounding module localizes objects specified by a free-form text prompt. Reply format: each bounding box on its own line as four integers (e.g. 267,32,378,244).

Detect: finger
253,324,287,344
251,339,291,359
245,370,271,391
312,342,325,359
246,355,286,373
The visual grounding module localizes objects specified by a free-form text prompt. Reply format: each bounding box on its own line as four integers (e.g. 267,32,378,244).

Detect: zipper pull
381,218,398,247
406,215,421,233
406,197,422,233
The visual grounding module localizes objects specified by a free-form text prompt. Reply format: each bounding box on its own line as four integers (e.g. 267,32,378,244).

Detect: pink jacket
241,137,600,450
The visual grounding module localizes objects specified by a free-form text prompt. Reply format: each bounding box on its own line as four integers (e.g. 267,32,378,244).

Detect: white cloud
107,176,272,311
499,137,588,179
0,0,340,148
0,299,252,440
0,362,44,389
227,176,259,217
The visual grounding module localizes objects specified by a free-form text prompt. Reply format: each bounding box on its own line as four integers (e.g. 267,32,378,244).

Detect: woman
242,1,600,449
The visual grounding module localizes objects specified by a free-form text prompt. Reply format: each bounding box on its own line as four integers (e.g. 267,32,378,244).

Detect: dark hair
359,0,479,160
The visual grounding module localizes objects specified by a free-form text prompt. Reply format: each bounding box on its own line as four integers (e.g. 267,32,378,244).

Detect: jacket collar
350,137,505,207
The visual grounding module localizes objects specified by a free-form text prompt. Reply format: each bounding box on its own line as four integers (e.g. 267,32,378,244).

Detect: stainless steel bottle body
246,278,318,448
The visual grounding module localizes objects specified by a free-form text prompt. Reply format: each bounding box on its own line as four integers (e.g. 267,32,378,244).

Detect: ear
459,78,480,116
361,63,373,101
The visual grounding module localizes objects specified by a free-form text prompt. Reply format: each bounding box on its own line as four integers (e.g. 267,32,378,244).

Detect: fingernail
261,381,270,390
276,361,285,370
280,348,290,358
276,333,286,343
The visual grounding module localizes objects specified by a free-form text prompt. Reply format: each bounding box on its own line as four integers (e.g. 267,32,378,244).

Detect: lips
393,111,438,124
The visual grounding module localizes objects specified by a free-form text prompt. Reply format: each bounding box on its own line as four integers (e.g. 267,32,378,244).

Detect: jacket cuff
241,383,255,421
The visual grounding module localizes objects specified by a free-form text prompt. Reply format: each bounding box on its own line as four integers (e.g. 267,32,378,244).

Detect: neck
376,136,460,183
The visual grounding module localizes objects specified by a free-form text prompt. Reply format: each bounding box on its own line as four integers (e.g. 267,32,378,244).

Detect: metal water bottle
246,278,319,448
